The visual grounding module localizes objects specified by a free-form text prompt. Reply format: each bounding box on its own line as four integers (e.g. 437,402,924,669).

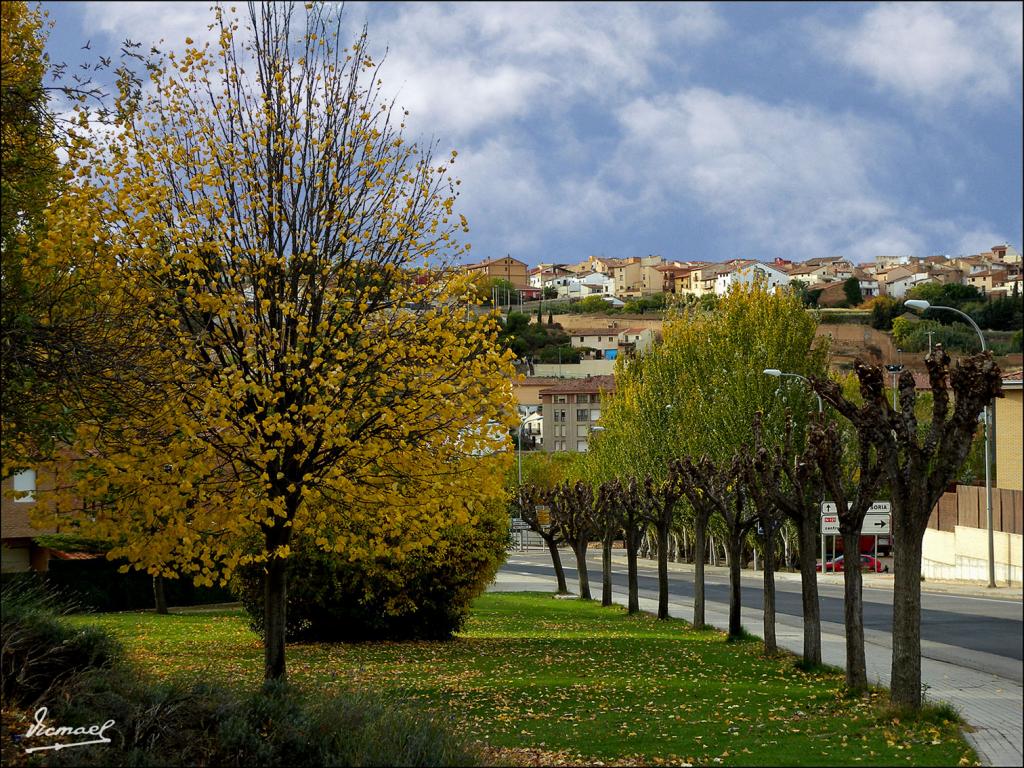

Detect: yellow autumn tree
42,2,516,680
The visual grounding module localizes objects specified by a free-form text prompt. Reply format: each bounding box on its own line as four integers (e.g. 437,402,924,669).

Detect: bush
1,576,123,708
39,666,479,767
868,296,902,330
0,558,236,613
892,317,984,353
2,585,479,767
234,501,508,642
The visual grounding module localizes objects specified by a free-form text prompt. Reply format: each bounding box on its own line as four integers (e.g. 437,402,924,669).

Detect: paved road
501,551,1024,675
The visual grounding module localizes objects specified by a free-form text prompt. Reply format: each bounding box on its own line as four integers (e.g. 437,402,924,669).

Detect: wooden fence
928,485,1023,535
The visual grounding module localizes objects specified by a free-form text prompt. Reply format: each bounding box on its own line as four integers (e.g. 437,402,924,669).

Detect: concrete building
540,375,616,453
462,255,529,289
714,260,790,295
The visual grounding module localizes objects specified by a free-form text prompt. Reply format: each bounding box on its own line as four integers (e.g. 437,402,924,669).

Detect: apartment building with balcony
540,375,616,452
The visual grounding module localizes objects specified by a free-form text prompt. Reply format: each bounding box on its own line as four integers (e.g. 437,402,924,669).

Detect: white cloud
951,229,1012,257
452,135,626,257
362,2,724,139
611,88,916,260
80,1,220,51
811,2,1023,109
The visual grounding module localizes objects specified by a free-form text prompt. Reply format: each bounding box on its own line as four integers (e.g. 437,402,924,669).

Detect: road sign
821,501,890,536
822,501,890,515
863,512,891,535
510,518,530,532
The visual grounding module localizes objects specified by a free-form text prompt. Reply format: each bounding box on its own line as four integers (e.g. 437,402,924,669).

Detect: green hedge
0,560,234,613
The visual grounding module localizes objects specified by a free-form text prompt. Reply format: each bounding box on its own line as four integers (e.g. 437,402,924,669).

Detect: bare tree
606,477,647,614
515,484,569,595
552,480,598,600
680,456,755,638
647,464,685,619
811,351,1002,707
676,464,714,629
809,418,884,691
749,412,825,666
742,419,785,654
595,481,623,607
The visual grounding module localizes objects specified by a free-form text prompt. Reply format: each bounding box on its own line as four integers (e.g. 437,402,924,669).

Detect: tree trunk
546,536,569,594
573,540,592,600
842,528,868,691
797,515,822,666
727,534,743,638
626,529,640,614
657,522,669,619
601,535,613,607
693,517,706,629
264,555,288,681
762,528,777,654
153,575,168,615
891,526,924,708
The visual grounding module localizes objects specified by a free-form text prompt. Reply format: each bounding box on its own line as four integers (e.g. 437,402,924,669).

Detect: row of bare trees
513,350,1002,709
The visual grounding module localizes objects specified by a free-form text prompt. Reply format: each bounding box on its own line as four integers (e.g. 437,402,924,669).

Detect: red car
816,555,889,573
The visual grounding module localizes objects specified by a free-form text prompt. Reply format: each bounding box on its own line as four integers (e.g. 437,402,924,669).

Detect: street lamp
516,412,533,485
905,299,996,588
763,369,823,413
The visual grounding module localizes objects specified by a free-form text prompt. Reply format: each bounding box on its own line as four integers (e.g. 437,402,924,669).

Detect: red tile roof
539,375,617,395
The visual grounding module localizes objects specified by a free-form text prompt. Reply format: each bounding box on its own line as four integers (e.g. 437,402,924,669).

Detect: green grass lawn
69,593,976,767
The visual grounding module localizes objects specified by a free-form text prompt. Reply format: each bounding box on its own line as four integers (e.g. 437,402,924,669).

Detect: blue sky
41,2,1023,267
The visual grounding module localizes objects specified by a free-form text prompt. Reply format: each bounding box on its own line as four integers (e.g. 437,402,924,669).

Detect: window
577,394,590,404
577,425,589,437
577,408,589,422
576,440,589,451
554,395,567,404
554,409,566,423
12,469,36,502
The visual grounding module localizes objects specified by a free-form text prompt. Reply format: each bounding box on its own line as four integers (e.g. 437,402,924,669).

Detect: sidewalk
493,555,1024,767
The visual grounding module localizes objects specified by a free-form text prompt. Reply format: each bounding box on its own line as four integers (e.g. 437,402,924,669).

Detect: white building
714,261,791,295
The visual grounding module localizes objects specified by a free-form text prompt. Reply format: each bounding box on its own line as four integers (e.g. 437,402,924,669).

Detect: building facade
540,375,616,452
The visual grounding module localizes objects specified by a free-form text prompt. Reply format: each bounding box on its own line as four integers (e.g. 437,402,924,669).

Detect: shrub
868,296,902,330
1,576,122,708
234,500,508,642
4,582,478,767
41,670,479,767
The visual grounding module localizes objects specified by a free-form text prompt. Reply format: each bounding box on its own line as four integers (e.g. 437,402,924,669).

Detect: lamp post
763,369,823,414
905,299,995,588
517,411,531,486
764,368,825,568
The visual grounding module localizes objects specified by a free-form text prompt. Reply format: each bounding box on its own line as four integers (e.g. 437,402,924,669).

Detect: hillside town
461,243,1023,303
